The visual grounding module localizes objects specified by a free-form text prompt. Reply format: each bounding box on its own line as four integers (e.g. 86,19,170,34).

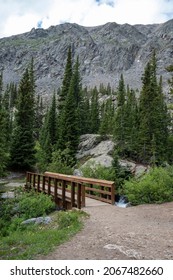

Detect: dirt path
37,202,173,260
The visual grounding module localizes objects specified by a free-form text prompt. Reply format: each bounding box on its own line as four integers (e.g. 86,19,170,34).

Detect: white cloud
0,0,173,38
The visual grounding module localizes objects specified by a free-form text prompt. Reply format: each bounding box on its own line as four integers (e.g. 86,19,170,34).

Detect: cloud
0,0,173,38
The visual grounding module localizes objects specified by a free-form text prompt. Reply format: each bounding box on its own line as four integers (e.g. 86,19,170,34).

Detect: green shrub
81,161,115,181
47,149,74,175
18,190,55,219
58,211,79,229
81,160,132,194
0,189,55,237
123,167,173,205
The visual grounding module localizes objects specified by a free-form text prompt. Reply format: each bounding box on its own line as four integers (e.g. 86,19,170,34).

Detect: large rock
77,135,149,177
21,216,52,225
119,159,149,177
81,154,113,169
77,134,114,159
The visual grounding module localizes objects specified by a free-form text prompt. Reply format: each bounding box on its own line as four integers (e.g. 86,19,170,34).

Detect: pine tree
99,98,115,135
58,76,79,165
2,87,12,149
0,108,9,176
164,65,173,163
90,87,100,133
71,56,82,107
58,46,73,113
138,52,169,164
48,92,57,146
117,74,126,107
0,75,9,176
78,88,91,134
123,88,139,158
37,109,52,170
113,74,126,155
10,67,35,170
38,92,58,167
34,94,44,140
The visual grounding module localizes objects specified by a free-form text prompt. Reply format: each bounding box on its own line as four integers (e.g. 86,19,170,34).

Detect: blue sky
0,0,173,38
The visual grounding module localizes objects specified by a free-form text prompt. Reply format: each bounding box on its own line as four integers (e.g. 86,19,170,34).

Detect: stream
0,172,25,198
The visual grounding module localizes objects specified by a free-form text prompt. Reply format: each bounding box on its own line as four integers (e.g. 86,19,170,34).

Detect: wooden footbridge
26,172,115,209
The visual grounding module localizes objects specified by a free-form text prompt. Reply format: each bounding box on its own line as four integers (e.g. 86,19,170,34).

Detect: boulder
1,191,15,199
77,134,149,177
21,216,52,225
81,154,113,169
77,134,114,159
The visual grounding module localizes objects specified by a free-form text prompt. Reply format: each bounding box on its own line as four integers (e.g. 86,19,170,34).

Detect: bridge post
48,177,51,195
71,182,75,207
42,175,45,192
111,183,115,204
33,174,36,189
37,175,40,192
26,172,31,190
62,180,66,209
81,185,85,207
77,183,82,209
54,178,58,204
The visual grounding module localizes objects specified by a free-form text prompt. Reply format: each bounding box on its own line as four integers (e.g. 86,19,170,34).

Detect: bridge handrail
44,171,115,187
26,171,115,209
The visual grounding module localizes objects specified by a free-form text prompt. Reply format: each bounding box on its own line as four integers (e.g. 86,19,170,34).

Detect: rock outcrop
0,19,173,99
76,134,149,177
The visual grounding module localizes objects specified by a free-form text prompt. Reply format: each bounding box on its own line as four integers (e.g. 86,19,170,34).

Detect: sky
0,0,173,38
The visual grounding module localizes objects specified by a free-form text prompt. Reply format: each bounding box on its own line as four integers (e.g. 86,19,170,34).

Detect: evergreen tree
138,52,169,164
58,46,73,113
113,74,126,155
90,87,100,133
38,92,58,168
0,71,3,104
99,98,115,135
123,88,139,158
117,74,126,107
58,76,79,165
2,87,12,149
165,65,173,163
48,92,57,146
10,67,35,170
0,75,9,176
77,89,89,135
166,64,173,95
78,88,91,134
71,56,82,107
37,109,52,171
0,107,9,176
34,94,44,140
57,47,73,146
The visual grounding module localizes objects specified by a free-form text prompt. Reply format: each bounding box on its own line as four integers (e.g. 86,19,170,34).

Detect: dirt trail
37,202,173,260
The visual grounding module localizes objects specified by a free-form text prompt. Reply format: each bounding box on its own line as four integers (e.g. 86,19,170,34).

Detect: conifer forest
0,48,173,178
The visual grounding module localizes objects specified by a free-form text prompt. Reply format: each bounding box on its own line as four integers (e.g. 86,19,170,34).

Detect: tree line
0,48,173,176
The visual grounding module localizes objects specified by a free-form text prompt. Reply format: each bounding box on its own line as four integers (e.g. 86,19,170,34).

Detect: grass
0,210,88,260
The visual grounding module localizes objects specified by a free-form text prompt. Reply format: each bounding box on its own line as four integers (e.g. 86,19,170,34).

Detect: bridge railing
26,171,115,209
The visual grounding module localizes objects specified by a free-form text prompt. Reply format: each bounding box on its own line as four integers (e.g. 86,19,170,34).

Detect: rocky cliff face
0,19,173,98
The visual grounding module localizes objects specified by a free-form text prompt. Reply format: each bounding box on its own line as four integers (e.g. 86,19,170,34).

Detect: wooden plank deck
85,197,110,207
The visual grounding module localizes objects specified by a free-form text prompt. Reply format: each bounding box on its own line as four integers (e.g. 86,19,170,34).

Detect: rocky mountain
0,19,173,99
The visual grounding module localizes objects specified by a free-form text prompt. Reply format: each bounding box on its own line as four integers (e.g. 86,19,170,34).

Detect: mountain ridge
0,19,173,98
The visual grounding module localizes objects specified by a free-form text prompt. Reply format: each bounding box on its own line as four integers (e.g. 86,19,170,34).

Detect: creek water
0,172,25,198
115,195,131,208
